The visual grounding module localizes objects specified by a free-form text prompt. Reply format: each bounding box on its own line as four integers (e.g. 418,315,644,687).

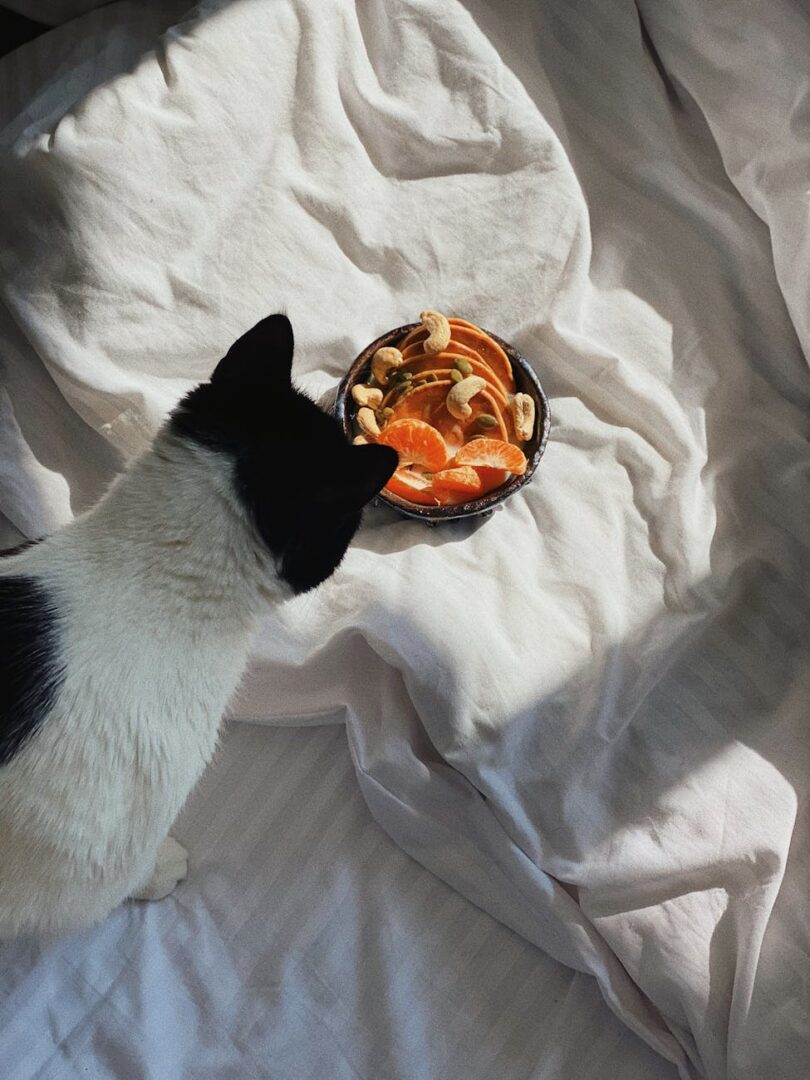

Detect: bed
0,2,808,1078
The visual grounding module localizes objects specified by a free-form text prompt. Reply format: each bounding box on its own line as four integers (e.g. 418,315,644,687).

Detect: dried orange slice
378,418,448,471
401,339,480,363
431,466,483,500
399,320,514,393
465,389,510,443
454,438,527,475
398,326,427,352
381,379,452,419
399,353,509,407
384,468,440,506
447,325,514,393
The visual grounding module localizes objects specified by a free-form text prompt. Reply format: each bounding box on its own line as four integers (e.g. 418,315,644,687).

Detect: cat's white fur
0,426,288,940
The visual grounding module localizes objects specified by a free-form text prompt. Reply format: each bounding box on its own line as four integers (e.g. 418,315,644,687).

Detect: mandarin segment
378,418,448,472
431,466,483,498
384,380,508,454
454,438,527,475
473,466,511,494
384,467,441,506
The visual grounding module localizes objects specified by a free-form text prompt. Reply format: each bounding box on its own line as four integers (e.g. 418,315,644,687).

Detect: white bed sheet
0,2,808,1079
0,8,680,1079
1,721,675,1080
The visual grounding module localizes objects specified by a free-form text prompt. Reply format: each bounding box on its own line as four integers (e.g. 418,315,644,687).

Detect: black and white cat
0,314,397,940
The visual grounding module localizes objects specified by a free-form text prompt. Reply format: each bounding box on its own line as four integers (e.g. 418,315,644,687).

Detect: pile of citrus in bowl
350,311,536,507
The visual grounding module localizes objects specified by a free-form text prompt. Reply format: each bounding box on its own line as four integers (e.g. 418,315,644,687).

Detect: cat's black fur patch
171,315,397,593
0,575,64,766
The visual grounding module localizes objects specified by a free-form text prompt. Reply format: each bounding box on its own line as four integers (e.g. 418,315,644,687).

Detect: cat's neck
62,428,287,620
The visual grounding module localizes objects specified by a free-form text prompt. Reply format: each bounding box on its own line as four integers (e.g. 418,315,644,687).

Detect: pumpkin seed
382,407,395,417
478,413,498,428
449,369,464,384
454,358,473,376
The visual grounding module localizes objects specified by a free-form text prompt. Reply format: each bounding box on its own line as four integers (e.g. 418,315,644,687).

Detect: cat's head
170,314,397,594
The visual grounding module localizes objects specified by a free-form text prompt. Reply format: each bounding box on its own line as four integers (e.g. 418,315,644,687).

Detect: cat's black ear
212,314,294,388
336,444,398,511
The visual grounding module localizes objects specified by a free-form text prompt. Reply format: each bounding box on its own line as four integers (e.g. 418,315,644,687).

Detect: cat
0,314,397,940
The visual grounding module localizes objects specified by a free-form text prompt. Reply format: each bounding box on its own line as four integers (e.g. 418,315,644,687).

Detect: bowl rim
335,322,551,522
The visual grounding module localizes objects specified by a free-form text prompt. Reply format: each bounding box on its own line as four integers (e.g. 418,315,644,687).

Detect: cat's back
0,537,176,937
0,523,249,787
0,541,65,768
0,526,249,938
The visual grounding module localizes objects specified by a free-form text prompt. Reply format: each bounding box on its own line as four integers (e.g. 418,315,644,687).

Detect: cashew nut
352,434,369,445
351,383,383,409
420,310,451,354
446,375,487,420
356,407,381,438
510,393,535,442
371,346,403,386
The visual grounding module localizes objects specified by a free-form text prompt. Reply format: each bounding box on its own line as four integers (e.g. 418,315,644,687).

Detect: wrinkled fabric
637,0,810,367
1,2,808,1078
1,721,676,1080
3,1,142,26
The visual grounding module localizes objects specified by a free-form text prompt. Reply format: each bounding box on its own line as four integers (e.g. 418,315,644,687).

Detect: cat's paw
131,836,188,902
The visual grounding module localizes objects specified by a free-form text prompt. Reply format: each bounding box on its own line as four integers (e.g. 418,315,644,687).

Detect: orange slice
384,381,508,453
381,378,452,414
466,388,510,443
399,320,515,393
399,353,509,407
398,326,427,351
378,418,448,471
397,320,478,351
447,317,499,336
384,468,440,507
447,325,514,393
454,438,527,475
473,466,510,494
431,466,483,502
401,339,480,363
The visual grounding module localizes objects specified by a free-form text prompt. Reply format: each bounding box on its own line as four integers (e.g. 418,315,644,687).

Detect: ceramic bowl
335,322,550,523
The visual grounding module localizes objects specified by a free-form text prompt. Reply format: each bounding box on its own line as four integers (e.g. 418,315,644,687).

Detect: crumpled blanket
1,2,808,1077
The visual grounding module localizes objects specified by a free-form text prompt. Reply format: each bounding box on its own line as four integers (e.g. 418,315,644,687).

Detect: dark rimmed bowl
335,323,551,524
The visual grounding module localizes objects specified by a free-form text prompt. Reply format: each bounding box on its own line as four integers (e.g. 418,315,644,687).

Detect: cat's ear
212,314,294,388
325,444,398,511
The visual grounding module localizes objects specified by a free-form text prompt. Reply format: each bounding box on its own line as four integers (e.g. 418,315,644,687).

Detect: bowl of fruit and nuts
335,310,550,522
